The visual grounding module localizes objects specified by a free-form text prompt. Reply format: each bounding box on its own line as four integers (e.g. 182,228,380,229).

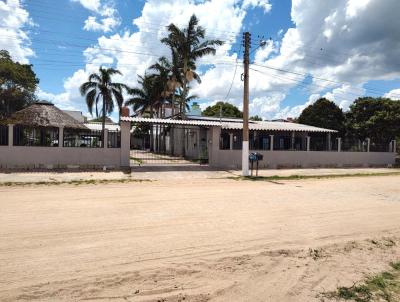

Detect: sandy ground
0,167,399,183
1,176,400,301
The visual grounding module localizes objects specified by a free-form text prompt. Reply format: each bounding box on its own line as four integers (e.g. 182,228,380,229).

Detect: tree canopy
0,50,39,118
250,115,263,121
297,98,346,134
202,101,243,118
346,97,400,143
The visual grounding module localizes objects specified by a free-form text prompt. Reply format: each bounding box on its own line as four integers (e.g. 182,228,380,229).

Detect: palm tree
125,74,161,117
125,74,164,151
80,67,128,147
161,14,223,118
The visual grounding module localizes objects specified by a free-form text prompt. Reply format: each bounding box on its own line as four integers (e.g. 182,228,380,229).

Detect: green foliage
346,97,400,143
160,14,223,117
202,101,243,118
250,115,263,121
297,98,345,134
324,261,400,302
0,50,39,118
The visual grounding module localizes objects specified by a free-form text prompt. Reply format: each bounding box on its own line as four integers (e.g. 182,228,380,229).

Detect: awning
121,117,337,133
222,121,337,133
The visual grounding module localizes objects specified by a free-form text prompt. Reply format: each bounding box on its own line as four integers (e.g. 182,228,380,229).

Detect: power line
223,44,242,102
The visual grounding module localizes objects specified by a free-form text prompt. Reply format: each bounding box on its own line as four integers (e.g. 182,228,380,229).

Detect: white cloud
346,0,371,18
242,0,272,13
43,0,400,121
72,0,101,12
0,0,34,63
384,89,400,100
266,0,400,117
72,0,120,32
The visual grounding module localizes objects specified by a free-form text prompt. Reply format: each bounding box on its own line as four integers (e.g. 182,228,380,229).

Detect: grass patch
130,157,144,164
324,261,400,301
227,172,400,182
0,178,152,187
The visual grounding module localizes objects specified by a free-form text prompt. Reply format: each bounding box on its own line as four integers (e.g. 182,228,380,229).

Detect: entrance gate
130,122,209,166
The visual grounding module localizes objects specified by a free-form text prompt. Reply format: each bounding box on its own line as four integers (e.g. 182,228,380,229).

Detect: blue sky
1,0,400,120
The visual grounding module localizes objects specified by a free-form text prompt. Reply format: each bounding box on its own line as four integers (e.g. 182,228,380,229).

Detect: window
63,128,102,148
250,131,270,150
219,130,230,150
232,131,242,150
13,125,59,147
0,125,8,146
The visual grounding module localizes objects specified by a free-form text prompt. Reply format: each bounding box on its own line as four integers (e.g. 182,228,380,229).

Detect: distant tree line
297,97,400,145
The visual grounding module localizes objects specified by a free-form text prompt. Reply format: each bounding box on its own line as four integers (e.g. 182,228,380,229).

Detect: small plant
323,262,400,302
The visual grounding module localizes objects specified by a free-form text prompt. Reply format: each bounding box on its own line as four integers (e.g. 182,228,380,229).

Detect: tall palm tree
80,67,128,147
161,14,223,118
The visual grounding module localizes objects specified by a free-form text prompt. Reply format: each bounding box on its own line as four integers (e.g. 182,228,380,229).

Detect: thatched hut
1,101,89,147
3,101,87,130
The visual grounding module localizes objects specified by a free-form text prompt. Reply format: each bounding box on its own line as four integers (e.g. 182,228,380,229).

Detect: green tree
298,98,345,134
346,97,400,144
202,101,243,118
80,67,128,147
161,14,223,118
250,115,263,121
0,50,39,118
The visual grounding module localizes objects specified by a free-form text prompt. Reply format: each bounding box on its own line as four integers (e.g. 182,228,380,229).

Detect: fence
63,128,102,148
13,125,59,147
0,121,131,169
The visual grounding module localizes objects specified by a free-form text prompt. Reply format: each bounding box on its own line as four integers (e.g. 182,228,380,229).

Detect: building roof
221,121,337,133
63,110,86,123
3,102,88,129
84,122,120,131
121,117,337,133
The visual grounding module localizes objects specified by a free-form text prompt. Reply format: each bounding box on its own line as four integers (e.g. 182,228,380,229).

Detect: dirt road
1,176,400,301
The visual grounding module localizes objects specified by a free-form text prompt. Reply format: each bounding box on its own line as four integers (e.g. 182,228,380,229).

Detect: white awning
121,117,337,133
222,121,337,133
121,117,222,126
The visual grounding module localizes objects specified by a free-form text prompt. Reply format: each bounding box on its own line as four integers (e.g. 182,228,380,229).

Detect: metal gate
130,122,209,166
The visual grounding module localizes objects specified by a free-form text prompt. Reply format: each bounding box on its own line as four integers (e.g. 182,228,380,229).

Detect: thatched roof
2,101,88,129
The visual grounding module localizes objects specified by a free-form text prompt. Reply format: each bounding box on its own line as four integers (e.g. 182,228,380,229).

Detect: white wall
209,149,396,169
0,146,121,169
0,119,132,169
208,127,396,169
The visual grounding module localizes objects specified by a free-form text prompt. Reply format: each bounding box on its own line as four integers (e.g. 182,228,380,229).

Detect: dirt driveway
1,176,400,301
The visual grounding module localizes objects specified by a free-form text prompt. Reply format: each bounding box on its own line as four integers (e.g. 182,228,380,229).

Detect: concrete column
120,107,131,168
366,138,370,152
327,133,332,151
210,126,221,167
59,127,64,147
269,135,274,151
104,129,109,149
306,136,311,151
393,140,397,153
291,131,295,150
229,133,233,150
8,124,13,146
337,137,342,152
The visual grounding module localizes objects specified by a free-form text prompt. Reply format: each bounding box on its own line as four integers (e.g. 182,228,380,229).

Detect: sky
1,0,400,121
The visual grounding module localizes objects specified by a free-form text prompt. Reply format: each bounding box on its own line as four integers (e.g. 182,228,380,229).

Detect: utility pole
242,32,251,176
